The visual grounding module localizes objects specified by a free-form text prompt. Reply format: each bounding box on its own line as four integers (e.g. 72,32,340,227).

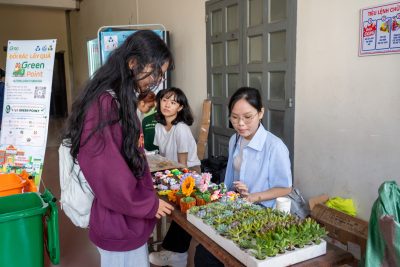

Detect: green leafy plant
195,189,211,202
181,196,195,203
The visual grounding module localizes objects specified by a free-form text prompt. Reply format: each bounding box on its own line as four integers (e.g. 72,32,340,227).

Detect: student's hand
233,181,249,198
245,193,261,203
156,199,174,219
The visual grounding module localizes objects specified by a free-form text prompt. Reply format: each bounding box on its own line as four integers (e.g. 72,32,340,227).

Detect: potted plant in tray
194,172,212,206
180,176,196,213
195,190,211,206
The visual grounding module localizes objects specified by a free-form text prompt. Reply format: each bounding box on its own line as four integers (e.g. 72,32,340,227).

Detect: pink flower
199,184,208,193
201,173,212,185
210,189,221,201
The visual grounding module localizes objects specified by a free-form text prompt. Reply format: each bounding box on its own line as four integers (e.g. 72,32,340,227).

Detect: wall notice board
359,2,400,56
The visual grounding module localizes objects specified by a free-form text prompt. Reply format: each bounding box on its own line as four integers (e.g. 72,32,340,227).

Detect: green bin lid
0,192,48,223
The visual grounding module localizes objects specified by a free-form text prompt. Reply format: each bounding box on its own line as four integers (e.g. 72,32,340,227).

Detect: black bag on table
201,156,228,184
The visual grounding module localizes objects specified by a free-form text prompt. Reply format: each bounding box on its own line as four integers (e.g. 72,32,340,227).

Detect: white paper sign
0,39,57,185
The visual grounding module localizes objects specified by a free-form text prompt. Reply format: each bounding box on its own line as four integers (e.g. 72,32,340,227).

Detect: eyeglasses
229,113,258,125
147,72,166,91
132,68,167,92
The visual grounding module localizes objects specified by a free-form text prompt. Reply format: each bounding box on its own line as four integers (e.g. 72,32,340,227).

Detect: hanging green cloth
364,181,400,267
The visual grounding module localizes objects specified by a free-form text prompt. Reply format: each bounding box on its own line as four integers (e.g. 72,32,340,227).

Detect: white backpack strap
106,89,117,99
59,143,73,190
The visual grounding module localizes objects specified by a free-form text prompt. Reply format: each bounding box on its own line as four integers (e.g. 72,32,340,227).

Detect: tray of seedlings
187,200,328,267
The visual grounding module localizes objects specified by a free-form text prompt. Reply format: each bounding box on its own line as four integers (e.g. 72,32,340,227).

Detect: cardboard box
197,99,211,160
309,196,368,259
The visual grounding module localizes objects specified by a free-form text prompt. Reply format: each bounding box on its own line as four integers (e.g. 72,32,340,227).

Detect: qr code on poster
34,86,46,98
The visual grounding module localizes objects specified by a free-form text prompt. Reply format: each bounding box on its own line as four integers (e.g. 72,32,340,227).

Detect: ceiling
0,0,80,10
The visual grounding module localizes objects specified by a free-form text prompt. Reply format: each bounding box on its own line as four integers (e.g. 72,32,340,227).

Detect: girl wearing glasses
149,87,200,267
194,87,292,266
63,30,174,267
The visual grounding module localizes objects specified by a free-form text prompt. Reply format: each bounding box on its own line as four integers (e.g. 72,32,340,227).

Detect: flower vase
175,193,184,208
180,197,196,213
195,196,207,206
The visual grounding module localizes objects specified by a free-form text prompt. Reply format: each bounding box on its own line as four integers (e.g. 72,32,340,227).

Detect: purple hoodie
78,93,158,251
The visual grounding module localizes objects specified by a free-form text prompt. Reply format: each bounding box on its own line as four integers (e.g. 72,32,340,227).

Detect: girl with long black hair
63,30,174,267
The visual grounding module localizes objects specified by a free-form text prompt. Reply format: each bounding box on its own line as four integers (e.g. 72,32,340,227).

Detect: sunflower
181,176,195,197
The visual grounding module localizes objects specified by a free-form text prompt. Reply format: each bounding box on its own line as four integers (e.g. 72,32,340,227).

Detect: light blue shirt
224,124,292,208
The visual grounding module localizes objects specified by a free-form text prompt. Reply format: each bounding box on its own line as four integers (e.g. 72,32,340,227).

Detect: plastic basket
0,173,26,197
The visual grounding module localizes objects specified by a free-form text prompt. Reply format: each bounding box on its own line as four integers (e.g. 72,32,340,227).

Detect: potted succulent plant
174,189,184,208
195,190,211,206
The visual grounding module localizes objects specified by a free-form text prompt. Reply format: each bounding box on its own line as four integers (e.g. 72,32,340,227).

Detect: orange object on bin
0,173,27,197
20,170,38,193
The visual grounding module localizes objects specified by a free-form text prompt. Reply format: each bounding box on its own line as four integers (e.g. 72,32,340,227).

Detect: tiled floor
42,119,197,267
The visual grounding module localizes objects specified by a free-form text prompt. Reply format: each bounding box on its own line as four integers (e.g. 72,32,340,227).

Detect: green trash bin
0,190,60,267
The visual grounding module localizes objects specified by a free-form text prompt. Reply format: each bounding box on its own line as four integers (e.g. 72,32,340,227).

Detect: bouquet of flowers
154,168,243,213
153,169,180,191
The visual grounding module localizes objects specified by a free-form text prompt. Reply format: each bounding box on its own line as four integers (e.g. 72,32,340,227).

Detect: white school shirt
224,124,292,208
154,122,201,168
233,138,250,181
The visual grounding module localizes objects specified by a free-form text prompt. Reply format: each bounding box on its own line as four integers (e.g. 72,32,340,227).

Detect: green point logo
13,63,25,77
12,62,45,77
